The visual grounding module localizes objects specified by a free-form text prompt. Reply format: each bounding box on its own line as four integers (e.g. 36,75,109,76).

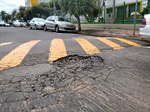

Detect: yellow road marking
97,38,124,50
115,38,140,46
49,39,67,61
74,38,100,55
0,40,40,71
0,42,12,46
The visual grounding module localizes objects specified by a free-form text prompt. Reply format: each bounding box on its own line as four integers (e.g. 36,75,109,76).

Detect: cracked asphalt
0,27,150,112
1,47,150,112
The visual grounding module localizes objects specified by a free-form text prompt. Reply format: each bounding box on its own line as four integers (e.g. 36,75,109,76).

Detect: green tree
0,11,11,22
25,2,50,20
141,6,149,18
11,9,17,20
16,6,26,20
0,11,6,20
25,7,33,20
4,14,11,23
49,0,61,15
38,2,51,18
59,0,98,31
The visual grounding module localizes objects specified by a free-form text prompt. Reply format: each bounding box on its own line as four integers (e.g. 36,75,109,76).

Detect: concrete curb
77,32,150,43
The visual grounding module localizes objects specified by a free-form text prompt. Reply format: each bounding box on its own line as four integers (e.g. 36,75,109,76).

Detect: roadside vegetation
0,0,149,31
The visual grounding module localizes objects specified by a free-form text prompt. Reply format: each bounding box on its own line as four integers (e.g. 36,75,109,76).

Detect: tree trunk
75,15,81,31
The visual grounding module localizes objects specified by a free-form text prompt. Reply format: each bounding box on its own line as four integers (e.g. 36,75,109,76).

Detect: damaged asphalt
0,46,150,112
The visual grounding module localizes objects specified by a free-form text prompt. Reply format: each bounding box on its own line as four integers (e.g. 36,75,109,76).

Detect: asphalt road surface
0,27,150,112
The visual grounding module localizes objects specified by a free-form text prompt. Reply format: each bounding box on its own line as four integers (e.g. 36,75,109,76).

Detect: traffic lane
1,37,149,70
0,27,82,43
0,47,150,111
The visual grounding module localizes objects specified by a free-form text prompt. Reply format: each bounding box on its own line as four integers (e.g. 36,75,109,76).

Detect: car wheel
30,26,32,29
44,25,47,31
55,25,59,33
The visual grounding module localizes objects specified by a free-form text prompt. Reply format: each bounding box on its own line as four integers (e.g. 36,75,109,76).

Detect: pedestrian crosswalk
97,38,124,50
49,39,67,61
0,40,41,71
74,38,100,55
0,42,13,46
0,37,141,71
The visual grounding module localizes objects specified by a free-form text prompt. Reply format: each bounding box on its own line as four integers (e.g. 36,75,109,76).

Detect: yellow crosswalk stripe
49,39,67,61
97,38,124,50
115,38,140,46
0,42,12,46
74,38,100,55
0,40,40,71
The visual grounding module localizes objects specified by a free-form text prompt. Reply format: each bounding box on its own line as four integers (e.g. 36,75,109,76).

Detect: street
0,27,150,112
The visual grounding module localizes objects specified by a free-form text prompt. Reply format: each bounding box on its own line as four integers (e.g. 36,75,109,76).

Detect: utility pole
148,0,150,13
53,0,56,15
122,1,125,24
97,0,101,22
112,0,115,23
133,0,138,37
102,0,106,24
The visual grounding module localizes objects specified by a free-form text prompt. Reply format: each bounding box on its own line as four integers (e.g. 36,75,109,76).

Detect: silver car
30,18,45,30
44,16,76,32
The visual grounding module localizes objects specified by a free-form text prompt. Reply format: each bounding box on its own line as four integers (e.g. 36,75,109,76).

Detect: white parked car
140,14,150,36
44,16,76,32
19,20,27,27
13,20,21,27
0,20,5,26
5,23,10,27
29,18,45,29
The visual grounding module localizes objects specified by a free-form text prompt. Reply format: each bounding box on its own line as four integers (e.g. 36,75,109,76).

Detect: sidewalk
75,24,150,43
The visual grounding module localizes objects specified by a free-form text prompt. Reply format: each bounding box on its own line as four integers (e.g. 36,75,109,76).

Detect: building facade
25,0,50,7
104,0,148,23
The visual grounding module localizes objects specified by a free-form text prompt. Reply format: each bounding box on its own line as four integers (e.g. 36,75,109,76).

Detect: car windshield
57,17,68,22
35,18,45,22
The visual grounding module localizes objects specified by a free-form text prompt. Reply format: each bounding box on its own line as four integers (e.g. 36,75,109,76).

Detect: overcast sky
0,0,25,13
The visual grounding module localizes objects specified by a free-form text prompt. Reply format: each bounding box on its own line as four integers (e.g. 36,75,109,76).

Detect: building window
117,6,126,19
128,3,140,17
107,8,112,14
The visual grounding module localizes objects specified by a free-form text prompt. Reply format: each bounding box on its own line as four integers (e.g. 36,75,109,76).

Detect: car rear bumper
140,25,150,36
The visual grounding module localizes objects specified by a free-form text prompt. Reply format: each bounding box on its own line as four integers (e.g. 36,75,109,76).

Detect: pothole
35,55,105,96
53,55,104,70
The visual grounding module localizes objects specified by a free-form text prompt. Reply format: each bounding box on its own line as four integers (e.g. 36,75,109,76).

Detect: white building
103,0,148,23
25,0,50,7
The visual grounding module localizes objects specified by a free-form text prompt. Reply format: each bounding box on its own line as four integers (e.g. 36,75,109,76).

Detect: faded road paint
49,39,67,61
0,40,40,71
115,38,140,46
75,38,100,55
97,38,124,50
0,42,12,46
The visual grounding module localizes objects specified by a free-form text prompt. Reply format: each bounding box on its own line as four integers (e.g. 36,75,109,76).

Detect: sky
0,0,25,13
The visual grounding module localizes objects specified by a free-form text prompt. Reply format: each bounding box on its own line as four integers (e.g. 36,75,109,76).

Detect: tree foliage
16,6,26,20
11,9,17,20
59,0,99,31
0,10,11,22
0,11,6,20
49,0,61,15
141,6,149,17
15,2,51,21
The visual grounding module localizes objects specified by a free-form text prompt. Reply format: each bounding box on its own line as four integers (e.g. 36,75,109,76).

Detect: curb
77,32,150,43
